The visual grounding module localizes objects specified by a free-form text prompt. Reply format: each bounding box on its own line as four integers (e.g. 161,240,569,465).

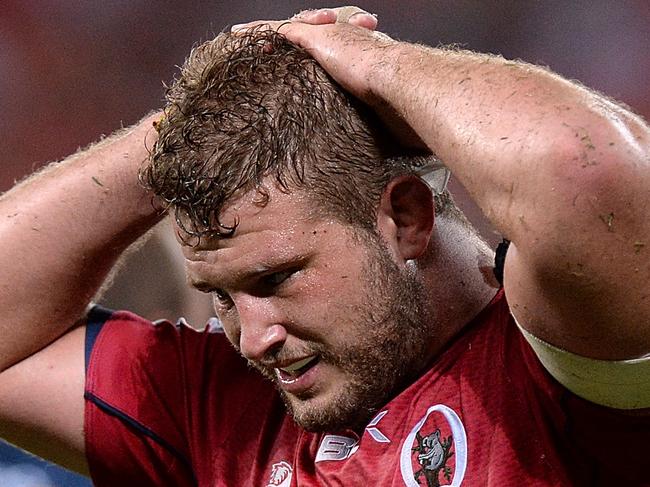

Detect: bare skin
0,4,648,477
236,9,650,359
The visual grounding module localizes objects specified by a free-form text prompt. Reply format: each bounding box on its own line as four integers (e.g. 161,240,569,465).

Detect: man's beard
251,234,433,432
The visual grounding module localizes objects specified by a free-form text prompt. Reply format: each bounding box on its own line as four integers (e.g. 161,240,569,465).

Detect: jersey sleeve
515,317,650,409
493,239,650,410
83,306,196,486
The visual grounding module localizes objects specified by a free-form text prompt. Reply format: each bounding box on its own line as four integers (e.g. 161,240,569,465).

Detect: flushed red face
181,185,433,431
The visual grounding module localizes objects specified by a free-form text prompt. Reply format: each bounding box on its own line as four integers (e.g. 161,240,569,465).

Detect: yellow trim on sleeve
515,318,650,410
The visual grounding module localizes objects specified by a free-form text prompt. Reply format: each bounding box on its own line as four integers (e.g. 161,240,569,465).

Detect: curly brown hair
142,28,453,238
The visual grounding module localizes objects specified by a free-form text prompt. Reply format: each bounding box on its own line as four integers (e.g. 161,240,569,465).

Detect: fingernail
350,12,378,20
313,8,337,20
292,8,315,19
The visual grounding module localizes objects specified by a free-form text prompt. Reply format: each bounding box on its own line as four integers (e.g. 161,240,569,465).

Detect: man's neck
419,217,500,360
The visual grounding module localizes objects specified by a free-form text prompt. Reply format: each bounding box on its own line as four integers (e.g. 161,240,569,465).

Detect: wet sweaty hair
143,28,454,237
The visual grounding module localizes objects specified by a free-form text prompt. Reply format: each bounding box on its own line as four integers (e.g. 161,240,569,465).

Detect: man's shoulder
83,307,282,485
84,307,253,409
86,306,233,362
438,288,513,360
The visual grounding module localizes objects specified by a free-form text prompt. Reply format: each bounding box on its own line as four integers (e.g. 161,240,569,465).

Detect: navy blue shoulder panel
493,238,510,286
85,304,114,375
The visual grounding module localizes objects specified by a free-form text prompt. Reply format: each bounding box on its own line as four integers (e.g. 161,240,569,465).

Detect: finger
291,6,376,28
347,12,378,30
333,6,367,23
234,7,377,33
291,8,337,24
231,20,286,33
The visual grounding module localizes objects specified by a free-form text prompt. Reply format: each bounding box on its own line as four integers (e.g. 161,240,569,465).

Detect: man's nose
235,295,287,362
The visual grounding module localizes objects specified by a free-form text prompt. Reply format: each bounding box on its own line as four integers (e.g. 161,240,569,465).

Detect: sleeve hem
514,315,650,409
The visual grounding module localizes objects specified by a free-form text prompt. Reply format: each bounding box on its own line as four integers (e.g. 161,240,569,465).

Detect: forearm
371,42,649,244
285,20,647,243
0,113,164,371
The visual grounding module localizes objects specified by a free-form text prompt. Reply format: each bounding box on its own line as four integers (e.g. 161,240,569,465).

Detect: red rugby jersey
84,290,650,486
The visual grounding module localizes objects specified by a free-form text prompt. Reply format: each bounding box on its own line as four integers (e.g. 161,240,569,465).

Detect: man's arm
0,114,163,471
262,12,650,360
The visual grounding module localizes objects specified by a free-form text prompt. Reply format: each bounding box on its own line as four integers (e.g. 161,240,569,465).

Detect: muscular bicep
503,234,650,361
0,325,88,475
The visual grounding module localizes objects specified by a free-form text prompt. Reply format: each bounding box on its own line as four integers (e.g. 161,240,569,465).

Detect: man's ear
376,175,435,261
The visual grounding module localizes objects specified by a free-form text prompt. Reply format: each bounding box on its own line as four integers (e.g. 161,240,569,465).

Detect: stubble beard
254,236,434,433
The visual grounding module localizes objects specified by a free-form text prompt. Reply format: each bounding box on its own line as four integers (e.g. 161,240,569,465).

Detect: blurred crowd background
1,1,648,485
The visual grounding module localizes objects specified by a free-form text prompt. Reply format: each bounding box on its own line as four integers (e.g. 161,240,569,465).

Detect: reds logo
266,461,293,487
400,404,467,487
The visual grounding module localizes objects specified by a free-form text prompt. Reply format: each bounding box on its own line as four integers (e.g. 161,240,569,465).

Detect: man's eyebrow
188,253,309,291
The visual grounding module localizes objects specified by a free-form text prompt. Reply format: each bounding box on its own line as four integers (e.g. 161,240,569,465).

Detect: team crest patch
400,405,467,487
266,461,292,487
413,429,454,486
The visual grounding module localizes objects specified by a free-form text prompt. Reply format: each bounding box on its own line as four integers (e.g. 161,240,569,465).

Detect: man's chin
279,386,375,433
286,399,353,433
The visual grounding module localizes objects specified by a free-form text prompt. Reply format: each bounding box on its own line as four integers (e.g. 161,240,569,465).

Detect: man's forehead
174,185,318,252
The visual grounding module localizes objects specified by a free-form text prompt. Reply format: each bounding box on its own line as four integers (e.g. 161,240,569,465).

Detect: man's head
143,28,454,238
142,29,456,431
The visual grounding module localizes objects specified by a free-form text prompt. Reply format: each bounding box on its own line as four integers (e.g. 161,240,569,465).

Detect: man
0,6,648,486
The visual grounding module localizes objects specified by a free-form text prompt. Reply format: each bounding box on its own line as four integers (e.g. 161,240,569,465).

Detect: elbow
548,103,649,205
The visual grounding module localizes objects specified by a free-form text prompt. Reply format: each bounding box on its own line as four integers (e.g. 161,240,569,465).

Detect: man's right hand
232,6,388,104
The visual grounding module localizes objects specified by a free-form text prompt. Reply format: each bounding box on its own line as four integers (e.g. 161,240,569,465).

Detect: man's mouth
275,355,320,384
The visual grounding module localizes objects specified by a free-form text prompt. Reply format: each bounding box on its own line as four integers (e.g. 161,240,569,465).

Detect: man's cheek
219,316,241,352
